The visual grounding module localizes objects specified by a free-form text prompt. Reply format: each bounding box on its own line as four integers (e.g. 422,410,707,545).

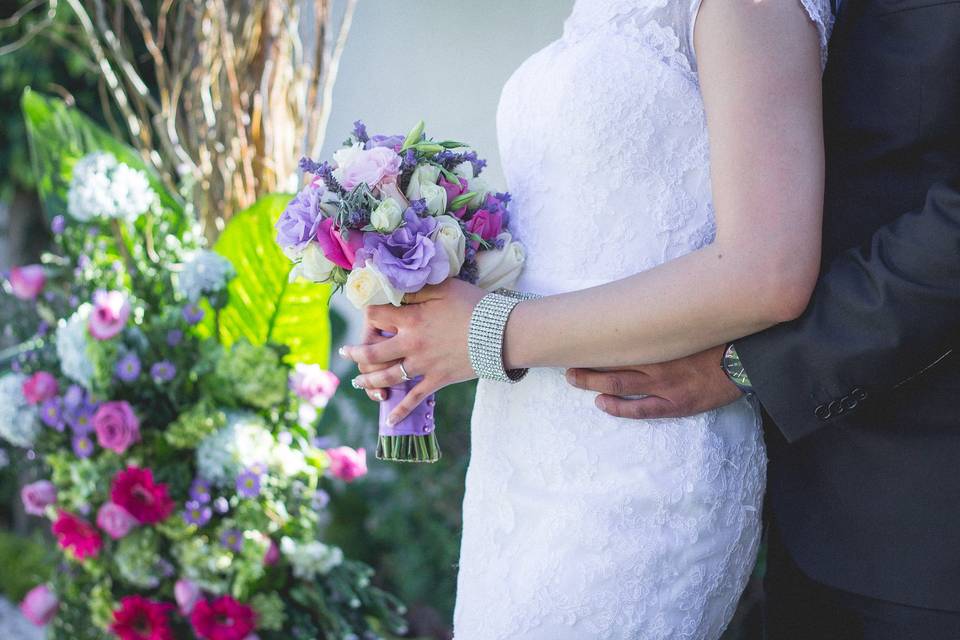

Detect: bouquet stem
376,380,440,463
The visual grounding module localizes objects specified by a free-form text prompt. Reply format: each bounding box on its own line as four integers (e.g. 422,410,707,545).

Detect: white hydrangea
269,441,307,477
56,304,94,387
196,412,275,486
0,373,40,448
175,250,235,302
67,152,156,222
280,536,343,579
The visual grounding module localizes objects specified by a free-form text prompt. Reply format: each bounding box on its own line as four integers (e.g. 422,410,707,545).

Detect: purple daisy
235,470,261,498
311,489,330,510
166,329,183,346
72,434,95,458
39,398,64,430
189,478,212,504
150,361,176,383
115,353,141,382
183,500,212,526
66,402,97,434
182,303,205,325
220,528,243,552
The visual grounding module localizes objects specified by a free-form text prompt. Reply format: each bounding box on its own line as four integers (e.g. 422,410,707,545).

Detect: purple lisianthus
72,434,95,458
183,500,212,527
275,184,324,254
220,528,243,552
235,470,261,498
150,361,176,383
115,353,141,382
40,398,64,430
365,134,405,151
357,209,450,293
182,303,204,325
189,478,212,504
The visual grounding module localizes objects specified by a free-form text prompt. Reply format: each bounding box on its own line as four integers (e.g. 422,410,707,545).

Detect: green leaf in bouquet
400,119,426,152
449,191,478,211
20,89,184,223
211,194,332,367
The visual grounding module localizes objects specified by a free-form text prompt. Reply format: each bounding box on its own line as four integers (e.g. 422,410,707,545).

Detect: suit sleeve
735,180,960,442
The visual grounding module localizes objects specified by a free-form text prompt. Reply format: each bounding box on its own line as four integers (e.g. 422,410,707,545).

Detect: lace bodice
454,2,833,638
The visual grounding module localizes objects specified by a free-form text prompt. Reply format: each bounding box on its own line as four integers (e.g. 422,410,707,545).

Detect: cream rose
370,198,404,233
419,182,448,216
344,264,404,308
476,232,525,291
404,164,441,202
432,215,466,276
290,243,337,283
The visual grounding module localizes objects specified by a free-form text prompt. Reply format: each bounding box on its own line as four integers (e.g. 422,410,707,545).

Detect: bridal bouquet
2,93,406,640
276,121,525,463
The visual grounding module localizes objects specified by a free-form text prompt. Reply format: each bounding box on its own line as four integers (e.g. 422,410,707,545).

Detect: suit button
828,400,844,416
852,387,867,401
842,396,858,411
815,404,830,420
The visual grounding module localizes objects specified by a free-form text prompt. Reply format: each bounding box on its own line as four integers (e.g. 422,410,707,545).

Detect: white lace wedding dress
454,1,833,639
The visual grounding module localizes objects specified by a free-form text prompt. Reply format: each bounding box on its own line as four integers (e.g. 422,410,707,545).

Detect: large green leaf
213,194,332,367
21,88,183,221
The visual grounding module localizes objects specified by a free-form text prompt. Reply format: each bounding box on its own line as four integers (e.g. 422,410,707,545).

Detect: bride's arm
504,0,825,369
345,0,825,419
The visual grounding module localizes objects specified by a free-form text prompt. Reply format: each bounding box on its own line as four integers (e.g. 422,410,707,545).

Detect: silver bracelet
468,289,539,383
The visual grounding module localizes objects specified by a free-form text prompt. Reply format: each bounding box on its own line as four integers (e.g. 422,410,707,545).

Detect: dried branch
0,0,57,56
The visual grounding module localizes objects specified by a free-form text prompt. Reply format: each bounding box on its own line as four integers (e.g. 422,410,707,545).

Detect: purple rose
315,218,364,270
275,185,324,253
466,208,504,248
357,209,450,293
21,480,57,516
96,501,138,540
439,176,469,217
93,401,141,454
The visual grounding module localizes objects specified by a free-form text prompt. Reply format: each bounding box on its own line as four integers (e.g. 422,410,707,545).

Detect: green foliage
211,194,333,367
0,530,55,602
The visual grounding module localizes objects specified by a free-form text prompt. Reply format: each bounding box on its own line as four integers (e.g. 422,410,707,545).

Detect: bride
343,0,833,638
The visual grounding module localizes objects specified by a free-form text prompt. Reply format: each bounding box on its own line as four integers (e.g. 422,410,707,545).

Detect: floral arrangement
275,120,525,463
2,93,406,640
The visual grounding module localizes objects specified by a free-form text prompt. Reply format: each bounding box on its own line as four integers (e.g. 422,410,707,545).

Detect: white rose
331,143,364,183
476,232,525,291
370,198,403,232
452,160,474,181
432,215,466,276
344,264,403,308
404,164,441,202
290,243,336,283
466,175,491,210
419,182,447,216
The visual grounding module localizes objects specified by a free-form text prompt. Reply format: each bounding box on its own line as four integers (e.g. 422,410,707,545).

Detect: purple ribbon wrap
378,379,436,436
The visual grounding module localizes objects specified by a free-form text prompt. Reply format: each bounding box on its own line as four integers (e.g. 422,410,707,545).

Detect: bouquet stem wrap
376,380,440,462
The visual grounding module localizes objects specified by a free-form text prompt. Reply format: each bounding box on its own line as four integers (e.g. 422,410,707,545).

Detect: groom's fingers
565,368,652,396
595,394,677,420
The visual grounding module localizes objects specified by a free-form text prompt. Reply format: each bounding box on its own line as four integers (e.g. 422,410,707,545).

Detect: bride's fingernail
386,414,398,427
338,346,349,359
373,390,384,401
351,377,364,389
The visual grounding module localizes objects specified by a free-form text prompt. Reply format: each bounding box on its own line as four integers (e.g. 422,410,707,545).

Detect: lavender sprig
299,157,345,195
352,120,369,144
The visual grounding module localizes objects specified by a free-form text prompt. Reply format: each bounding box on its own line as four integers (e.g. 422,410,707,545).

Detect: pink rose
9,265,46,300
96,501,138,539
88,290,130,340
175,579,201,615
378,176,410,209
338,146,402,191
439,176,469,217
20,584,58,626
21,480,57,516
21,371,59,405
263,539,280,566
465,209,504,247
326,446,368,482
315,218,364,270
290,364,340,408
93,401,141,454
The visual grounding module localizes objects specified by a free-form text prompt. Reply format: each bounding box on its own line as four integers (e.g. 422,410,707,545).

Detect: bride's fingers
595,394,676,420
385,379,436,426
339,337,405,366
565,368,651,397
351,362,408,392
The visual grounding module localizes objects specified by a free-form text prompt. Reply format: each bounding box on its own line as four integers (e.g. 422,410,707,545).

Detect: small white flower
0,373,40,448
176,250,235,302
280,536,344,579
67,152,156,222
370,198,403,233
57,304,94,387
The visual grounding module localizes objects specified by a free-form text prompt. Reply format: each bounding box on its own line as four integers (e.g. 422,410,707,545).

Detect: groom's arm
735,179,960,442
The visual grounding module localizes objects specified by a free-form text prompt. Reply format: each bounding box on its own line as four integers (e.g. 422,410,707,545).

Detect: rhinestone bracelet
468,289,540,383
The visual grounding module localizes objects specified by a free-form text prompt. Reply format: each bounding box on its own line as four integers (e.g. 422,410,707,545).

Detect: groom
567,2,960,639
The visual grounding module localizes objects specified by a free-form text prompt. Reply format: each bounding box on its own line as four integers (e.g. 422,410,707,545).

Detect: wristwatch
722,343,754,395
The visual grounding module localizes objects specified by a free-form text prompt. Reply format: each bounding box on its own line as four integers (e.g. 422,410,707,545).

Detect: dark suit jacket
735,0,960,611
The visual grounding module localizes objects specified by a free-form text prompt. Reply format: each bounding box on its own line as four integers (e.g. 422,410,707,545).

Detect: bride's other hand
565,344,742,420
340,278,485,424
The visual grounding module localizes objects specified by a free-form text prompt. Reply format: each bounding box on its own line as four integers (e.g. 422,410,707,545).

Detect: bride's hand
340,278,485,425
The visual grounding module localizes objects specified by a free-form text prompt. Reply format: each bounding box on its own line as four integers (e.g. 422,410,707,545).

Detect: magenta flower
315,218,363,270
96,501,138,540
9,265,46,300
289,364,340,408
111,466,176,525
21,371,58,405
93,401,140,454
88,290,130,340
439,175,469,217
465,208,504,247
263,539,280,566
326,446,368,482
20,584,58,626
52,510,102,560
21,480,57,516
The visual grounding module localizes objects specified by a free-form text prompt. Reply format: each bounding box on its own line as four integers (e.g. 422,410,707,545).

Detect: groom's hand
565,345,743,419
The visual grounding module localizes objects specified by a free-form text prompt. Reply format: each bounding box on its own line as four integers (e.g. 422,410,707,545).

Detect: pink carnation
19,584,58,626
338,146,402,191
9,265,46,300
93,400,140,454
110,466,175,525
96,501,138,539
190,596,257,640
290,364,340,408
52,510,102,560
88,290,130,340
326,446,368,482
21,371,59,405
110,595,174,640
20,480,57,516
